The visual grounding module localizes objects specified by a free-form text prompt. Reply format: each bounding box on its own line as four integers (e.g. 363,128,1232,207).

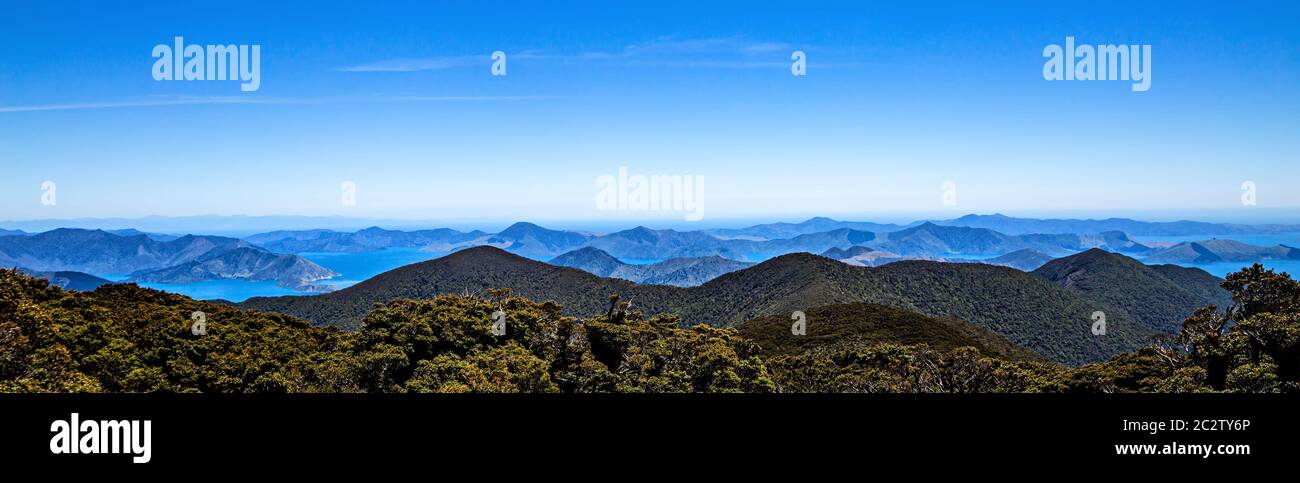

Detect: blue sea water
136,279,301,301
104,247,449,302
299,248,448,288
1133,233,1300,278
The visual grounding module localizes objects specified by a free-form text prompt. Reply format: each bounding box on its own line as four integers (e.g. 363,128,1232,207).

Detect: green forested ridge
241,246,686,331
1033,249,1232,334
735,302,1041,361
5,262,1298,393
1149,264,1235,308
0,271,342,392
242,246,1158,366
0,270,766,393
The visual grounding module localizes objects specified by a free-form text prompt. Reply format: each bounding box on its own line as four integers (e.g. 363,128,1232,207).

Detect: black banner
0,394,1290,472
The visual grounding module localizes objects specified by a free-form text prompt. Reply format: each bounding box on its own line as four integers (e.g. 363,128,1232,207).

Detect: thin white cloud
0,95,545,113
603,60,792,69
0,97,276,113
338,50,548,72
338,56,476,72
619,36,794,56
337,37,821,72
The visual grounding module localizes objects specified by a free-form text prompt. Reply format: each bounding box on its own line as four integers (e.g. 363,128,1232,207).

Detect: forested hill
243,246,1161,366
6,264,1299,394
1033,249,1232,333
735,302,1042,361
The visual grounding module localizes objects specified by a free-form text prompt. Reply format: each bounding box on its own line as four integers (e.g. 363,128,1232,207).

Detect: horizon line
6,210,1300,235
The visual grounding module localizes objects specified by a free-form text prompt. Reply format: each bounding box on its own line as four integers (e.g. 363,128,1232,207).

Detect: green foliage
241,247,1159,366
1062,263,1300,393
735,302,1041,361
0,270,772,393
0,269,344,393
1033,249,1233,334
767,343,1060,393
5,261,1300,393
1053,347,1179,393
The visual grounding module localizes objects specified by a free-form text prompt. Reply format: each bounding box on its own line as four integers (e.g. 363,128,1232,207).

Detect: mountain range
820,246,1059,271
235,217,1299,273
868,222,1151,257
126,246,338,289
5,215,1295,296
0,214,1265,367
240,245,1231,365
704,217,907,240
0,229,335,289
1143,239,1300,264
703,213,1300,239
8,212,1300,238
930,213,1300,236
246,226,488,254
549,247,754,286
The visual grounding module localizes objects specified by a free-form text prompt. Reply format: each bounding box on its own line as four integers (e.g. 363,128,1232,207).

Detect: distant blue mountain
705,217,910,240
549,247,753,286
0,229,252,274
0,215,474,237
0,228,335,290
128,246,338,288
710,213,1300,238
982,249,1056,271
246,226,487,253
868,222,1149,257
239,214,1300,264
13,267,112,291
486,222,593,259
1143,239,1300,264
106,229,179,241
9,215,1291,310
9,214,1287,293
932,213,1300,236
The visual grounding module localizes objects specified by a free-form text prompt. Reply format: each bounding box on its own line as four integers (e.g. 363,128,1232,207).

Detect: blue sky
1,0,1298,227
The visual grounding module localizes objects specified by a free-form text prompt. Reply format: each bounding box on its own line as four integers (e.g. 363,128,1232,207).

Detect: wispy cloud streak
0,95,547,113
339,50,548,72
336,36,839,72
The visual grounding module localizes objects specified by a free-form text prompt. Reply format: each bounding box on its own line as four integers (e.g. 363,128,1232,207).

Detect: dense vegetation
735,302,1041,361
1033,248,1231,333
243,246,1159,365
5,261,1298,393
0,271,767,393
